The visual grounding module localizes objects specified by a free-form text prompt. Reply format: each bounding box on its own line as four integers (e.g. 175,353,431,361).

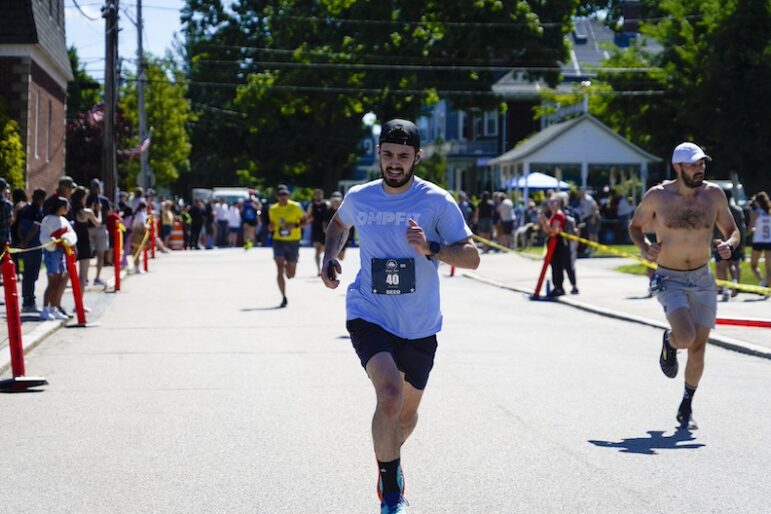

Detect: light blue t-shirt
337,177,472,339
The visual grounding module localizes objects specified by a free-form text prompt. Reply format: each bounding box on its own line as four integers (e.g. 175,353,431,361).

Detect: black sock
679,383,697,415
378,458,401,496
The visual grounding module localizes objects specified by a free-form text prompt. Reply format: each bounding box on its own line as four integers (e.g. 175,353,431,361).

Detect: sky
65,0,186,82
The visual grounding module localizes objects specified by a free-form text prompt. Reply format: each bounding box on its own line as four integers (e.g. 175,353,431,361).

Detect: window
473,115,484,140
46,100,52,162
458,111,470,141
484,111,499,137
34,93,39,159
49,0,53,16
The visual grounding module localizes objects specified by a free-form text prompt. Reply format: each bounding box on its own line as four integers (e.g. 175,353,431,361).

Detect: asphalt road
2,247,770,514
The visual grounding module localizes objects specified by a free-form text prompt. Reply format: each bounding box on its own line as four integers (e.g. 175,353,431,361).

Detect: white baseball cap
672,142,711,164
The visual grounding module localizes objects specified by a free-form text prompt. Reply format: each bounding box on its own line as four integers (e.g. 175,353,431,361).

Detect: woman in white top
748,191,771,287
39,198,77,320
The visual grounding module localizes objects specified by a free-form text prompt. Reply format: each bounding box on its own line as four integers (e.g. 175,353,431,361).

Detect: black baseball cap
379,119,420,150
276,185,290,196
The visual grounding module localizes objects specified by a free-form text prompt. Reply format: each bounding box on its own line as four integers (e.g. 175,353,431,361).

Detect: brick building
0,0,73,193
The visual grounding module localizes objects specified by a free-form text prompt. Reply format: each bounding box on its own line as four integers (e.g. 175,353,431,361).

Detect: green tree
119,55,196,193
182,0,581,193
0,98,25,188
67,47,101,120
588,0,770,192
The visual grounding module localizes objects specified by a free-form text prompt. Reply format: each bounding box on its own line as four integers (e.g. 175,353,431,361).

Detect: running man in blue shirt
321,119,480,514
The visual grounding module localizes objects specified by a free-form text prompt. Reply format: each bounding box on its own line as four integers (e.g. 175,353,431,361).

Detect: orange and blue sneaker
377,464,404,502
381,492,408,514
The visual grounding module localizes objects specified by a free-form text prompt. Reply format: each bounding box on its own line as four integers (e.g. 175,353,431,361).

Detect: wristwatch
428,241,441,258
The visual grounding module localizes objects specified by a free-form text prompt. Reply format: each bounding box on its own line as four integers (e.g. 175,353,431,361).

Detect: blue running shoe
381,493,408,514
377,464,404,502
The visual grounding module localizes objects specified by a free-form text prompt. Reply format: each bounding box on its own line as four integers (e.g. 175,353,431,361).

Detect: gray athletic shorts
653,264,717,329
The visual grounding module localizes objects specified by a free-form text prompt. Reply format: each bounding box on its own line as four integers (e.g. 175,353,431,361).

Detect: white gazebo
489,114,661,204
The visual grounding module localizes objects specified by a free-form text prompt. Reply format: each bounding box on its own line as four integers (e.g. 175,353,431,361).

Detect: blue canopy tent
504,171,570,190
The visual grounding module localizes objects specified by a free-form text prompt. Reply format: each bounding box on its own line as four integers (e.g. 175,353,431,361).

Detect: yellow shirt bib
269,201,304,241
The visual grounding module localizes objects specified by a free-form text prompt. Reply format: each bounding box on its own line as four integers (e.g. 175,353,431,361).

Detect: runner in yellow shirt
268,185,306,307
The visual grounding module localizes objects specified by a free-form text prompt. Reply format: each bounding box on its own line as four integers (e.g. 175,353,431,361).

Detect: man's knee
285,265,296,278
376,381,404,418
673,327,697,348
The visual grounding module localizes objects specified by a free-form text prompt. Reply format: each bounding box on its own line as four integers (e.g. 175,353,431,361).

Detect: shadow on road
240,306,285,311
588,428,705,455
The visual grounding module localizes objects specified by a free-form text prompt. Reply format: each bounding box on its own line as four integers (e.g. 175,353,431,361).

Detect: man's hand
321,258,341,289
646,241,662,262
714,239,733,260
406,219,429,255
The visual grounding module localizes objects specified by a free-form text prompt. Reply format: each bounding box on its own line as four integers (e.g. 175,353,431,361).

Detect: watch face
430,241,440,255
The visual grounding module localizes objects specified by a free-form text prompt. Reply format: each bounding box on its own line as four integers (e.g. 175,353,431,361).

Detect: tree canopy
181,0,580,193
0,97,25,189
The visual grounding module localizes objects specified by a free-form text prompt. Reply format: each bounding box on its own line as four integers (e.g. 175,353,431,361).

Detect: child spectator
39,197,77,320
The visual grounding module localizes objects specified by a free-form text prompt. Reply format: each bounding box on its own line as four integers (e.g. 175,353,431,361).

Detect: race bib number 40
372,258,416,295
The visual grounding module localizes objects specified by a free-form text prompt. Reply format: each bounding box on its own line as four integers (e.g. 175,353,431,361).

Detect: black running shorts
346,318,438,390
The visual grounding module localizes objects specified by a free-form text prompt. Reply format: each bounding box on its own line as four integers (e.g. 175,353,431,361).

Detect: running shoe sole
659,329,678,378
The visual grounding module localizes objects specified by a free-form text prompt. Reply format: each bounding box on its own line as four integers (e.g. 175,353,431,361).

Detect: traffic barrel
0,244,47,392
169,221,184,251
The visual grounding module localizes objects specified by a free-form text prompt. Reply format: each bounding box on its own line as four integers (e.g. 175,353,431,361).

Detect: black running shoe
279,296,288,308
659,329,678,378
677,410,698,430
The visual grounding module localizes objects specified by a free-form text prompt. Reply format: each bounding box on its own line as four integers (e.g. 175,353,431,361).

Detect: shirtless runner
629,142,740,430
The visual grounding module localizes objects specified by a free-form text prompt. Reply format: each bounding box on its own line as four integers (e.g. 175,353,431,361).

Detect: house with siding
0,0,73,192
417,9,661,195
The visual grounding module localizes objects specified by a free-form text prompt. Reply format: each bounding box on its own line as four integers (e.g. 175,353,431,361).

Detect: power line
125,76,665,97
191,58,661,74
70,0,101,21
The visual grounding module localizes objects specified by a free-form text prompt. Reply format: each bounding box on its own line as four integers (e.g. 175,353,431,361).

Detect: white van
212,187,251,205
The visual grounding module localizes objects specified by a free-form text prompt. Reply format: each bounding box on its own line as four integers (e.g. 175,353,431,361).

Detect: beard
682,171,704,189
380,162,415,188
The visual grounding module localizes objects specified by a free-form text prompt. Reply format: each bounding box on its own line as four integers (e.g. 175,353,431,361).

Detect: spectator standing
161,201,175,247
714,189,746,301
227,201,242,247
86,179,112,283
10,188,26,274
457,191,476,231
241,196,259,249
476,191,494,251
539,195,576,297
578,188,600,248
748,192,771,287
0,179,15,254
189,199,204,249
204,199,215,249
496,191,515,248
17,188,46,312
39,197,77,320
130,202,148,273
215,199,229,247
71,187,101,301
179,204,193,250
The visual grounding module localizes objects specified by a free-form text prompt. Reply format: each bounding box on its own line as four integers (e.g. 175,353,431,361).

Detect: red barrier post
450,266,455,277
0,245,47,392
149,215,156,259
531,236,558,299
113,223,121,291
64,245,88,326
143,243,149,272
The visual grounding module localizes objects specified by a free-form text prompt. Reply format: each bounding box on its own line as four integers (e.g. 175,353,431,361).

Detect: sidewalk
462,251,771,358
0,261,127,376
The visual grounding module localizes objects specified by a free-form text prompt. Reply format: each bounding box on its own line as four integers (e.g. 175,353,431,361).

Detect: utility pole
137,0,150,191
102,0,119,205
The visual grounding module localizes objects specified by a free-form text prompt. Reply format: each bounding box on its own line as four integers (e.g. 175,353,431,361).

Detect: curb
460,270,771,361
